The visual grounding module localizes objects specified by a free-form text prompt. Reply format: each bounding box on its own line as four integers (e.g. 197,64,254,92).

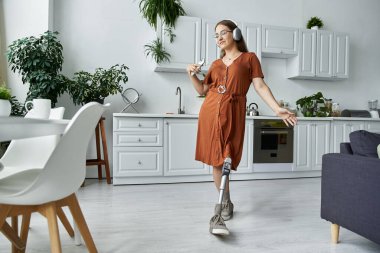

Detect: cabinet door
316,30,333,77
164,119,209,176
298,29,316,77
366,121,380,133
331,121,365,152
155,16,201,72
234,121,253,174
201,18,220,72
113,147,163,177
293,121,312,171
242,23,261,61
312,122,330,170
262,25,298,57
333,32,349,79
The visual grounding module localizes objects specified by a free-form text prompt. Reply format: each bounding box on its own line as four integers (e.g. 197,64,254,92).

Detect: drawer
113,147,163,177
114,132,162,146
114,117,163,132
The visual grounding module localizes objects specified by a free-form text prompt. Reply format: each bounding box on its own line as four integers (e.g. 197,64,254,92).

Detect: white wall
0,0,53,97
2,0,380,177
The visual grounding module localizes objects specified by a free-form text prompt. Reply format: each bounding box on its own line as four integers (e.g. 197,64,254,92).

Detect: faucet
176,86,185,114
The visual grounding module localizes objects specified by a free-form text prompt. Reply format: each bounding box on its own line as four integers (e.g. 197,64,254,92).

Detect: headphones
229,19,242,41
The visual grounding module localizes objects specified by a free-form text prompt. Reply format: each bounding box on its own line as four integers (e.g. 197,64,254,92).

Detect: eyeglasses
213,30,232,39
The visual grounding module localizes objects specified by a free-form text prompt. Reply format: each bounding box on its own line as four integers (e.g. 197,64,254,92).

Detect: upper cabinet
155,17,261,72
155,16,201,72
287,29,349,80
261,25,298,58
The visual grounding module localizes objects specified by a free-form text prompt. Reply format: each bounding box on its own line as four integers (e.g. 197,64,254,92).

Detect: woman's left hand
277,108,297,126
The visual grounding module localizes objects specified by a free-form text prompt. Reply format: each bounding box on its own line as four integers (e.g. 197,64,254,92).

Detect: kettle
247,103,259,116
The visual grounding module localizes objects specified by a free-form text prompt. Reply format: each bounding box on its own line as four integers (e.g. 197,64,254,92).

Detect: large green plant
139,0,186,30
6,31,69,106
68,64,129,105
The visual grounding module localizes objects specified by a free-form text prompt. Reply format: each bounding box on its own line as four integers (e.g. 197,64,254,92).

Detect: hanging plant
144,38,171,64
139,0,186,30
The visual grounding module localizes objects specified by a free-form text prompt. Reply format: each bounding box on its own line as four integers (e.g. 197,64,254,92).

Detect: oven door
253,127,293,163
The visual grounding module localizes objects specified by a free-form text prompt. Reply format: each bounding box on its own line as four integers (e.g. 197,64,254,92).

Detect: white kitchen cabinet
287,29,349,80
155,16,201,72
164,119,209,176
113,117,164,178
233,121,253,174
331,120,365,152
316,30,334,78
366,121,380,133
261,25,298,58
241,23,262,61
201,18,220,71
333,32,349,79
294,121,330,171
287,29,316,78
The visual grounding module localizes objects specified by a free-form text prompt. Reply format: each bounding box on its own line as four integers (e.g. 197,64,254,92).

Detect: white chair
0,102,106,253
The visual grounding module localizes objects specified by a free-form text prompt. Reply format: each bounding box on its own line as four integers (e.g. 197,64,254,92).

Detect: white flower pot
0,99,11,116
311,26,319,30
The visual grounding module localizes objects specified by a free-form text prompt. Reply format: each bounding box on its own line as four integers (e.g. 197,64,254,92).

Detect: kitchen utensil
191,58,205,76
247,102,259,116
368,99,378,111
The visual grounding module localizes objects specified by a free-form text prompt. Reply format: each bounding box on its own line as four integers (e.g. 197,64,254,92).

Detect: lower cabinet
164,119,209,176
331,121,365,152
294,121,330,171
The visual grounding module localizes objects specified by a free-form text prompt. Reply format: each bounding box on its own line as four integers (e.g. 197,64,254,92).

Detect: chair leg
95,124,102,181
57,207,74,238
331,223,340,243
66,194,98,253
42,203,62,253
19,213,31,253
12,216,18,253
1,222,25,251
100,119,111,184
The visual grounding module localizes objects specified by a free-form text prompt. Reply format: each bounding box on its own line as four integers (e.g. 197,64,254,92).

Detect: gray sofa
321,130,380,245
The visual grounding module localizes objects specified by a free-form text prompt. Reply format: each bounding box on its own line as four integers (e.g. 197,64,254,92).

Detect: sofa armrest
340,142,353,154
321,153,380,244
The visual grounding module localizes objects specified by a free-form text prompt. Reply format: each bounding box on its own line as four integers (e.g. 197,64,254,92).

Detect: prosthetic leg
209,157,232,235
218,157,232,207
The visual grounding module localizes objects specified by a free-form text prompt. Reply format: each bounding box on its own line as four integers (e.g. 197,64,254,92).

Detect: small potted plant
307,16,324,30
68,64,129,105
0,86,12,116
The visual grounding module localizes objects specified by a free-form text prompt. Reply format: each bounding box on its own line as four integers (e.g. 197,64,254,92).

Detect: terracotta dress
195,52,264,170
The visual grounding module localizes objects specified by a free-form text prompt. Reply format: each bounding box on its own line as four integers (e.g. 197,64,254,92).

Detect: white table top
0,117,69,142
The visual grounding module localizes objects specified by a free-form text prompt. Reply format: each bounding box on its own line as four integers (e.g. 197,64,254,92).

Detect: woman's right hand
186,64,200,76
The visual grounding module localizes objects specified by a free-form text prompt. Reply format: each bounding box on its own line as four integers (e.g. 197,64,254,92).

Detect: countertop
113,113,380,121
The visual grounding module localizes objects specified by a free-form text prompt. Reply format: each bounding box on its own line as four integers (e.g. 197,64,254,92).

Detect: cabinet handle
138,123,142,127
166,122,169,125
138,138,142,142
138,160,142,165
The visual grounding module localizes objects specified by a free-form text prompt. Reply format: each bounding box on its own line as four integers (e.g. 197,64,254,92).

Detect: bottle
332,102,340,117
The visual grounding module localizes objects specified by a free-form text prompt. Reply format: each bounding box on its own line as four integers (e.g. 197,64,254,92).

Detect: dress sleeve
250,53,264,79
202,62,214,85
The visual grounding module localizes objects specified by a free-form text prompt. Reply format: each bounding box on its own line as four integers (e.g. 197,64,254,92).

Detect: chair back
0,107,65,168
19,102,107,203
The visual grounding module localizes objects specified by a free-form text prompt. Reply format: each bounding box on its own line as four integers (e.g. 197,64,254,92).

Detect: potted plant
0,86,12,116
296,92,326,117
68,64,129,105
7,31,70,107
144,38,171,64
307,16,324,30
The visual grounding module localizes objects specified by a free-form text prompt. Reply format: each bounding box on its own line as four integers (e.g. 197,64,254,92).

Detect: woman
186,20,297,235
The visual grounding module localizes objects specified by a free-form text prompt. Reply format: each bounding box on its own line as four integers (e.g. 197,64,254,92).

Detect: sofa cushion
349,130,380,158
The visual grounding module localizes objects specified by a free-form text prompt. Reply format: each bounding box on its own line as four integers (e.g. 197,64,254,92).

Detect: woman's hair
215,20,249,58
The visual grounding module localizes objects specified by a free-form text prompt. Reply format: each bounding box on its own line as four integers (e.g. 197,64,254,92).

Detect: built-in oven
253,119,293,164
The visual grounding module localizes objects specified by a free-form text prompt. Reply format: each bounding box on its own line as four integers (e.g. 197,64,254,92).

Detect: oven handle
260,130,289,134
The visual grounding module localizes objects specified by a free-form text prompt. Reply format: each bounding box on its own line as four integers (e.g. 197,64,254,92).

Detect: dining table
0,116,85,251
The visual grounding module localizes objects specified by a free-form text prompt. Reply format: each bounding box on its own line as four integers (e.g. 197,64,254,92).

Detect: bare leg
212,166,230,194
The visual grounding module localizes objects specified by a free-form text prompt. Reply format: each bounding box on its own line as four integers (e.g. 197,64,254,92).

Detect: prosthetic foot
209,157,232,235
